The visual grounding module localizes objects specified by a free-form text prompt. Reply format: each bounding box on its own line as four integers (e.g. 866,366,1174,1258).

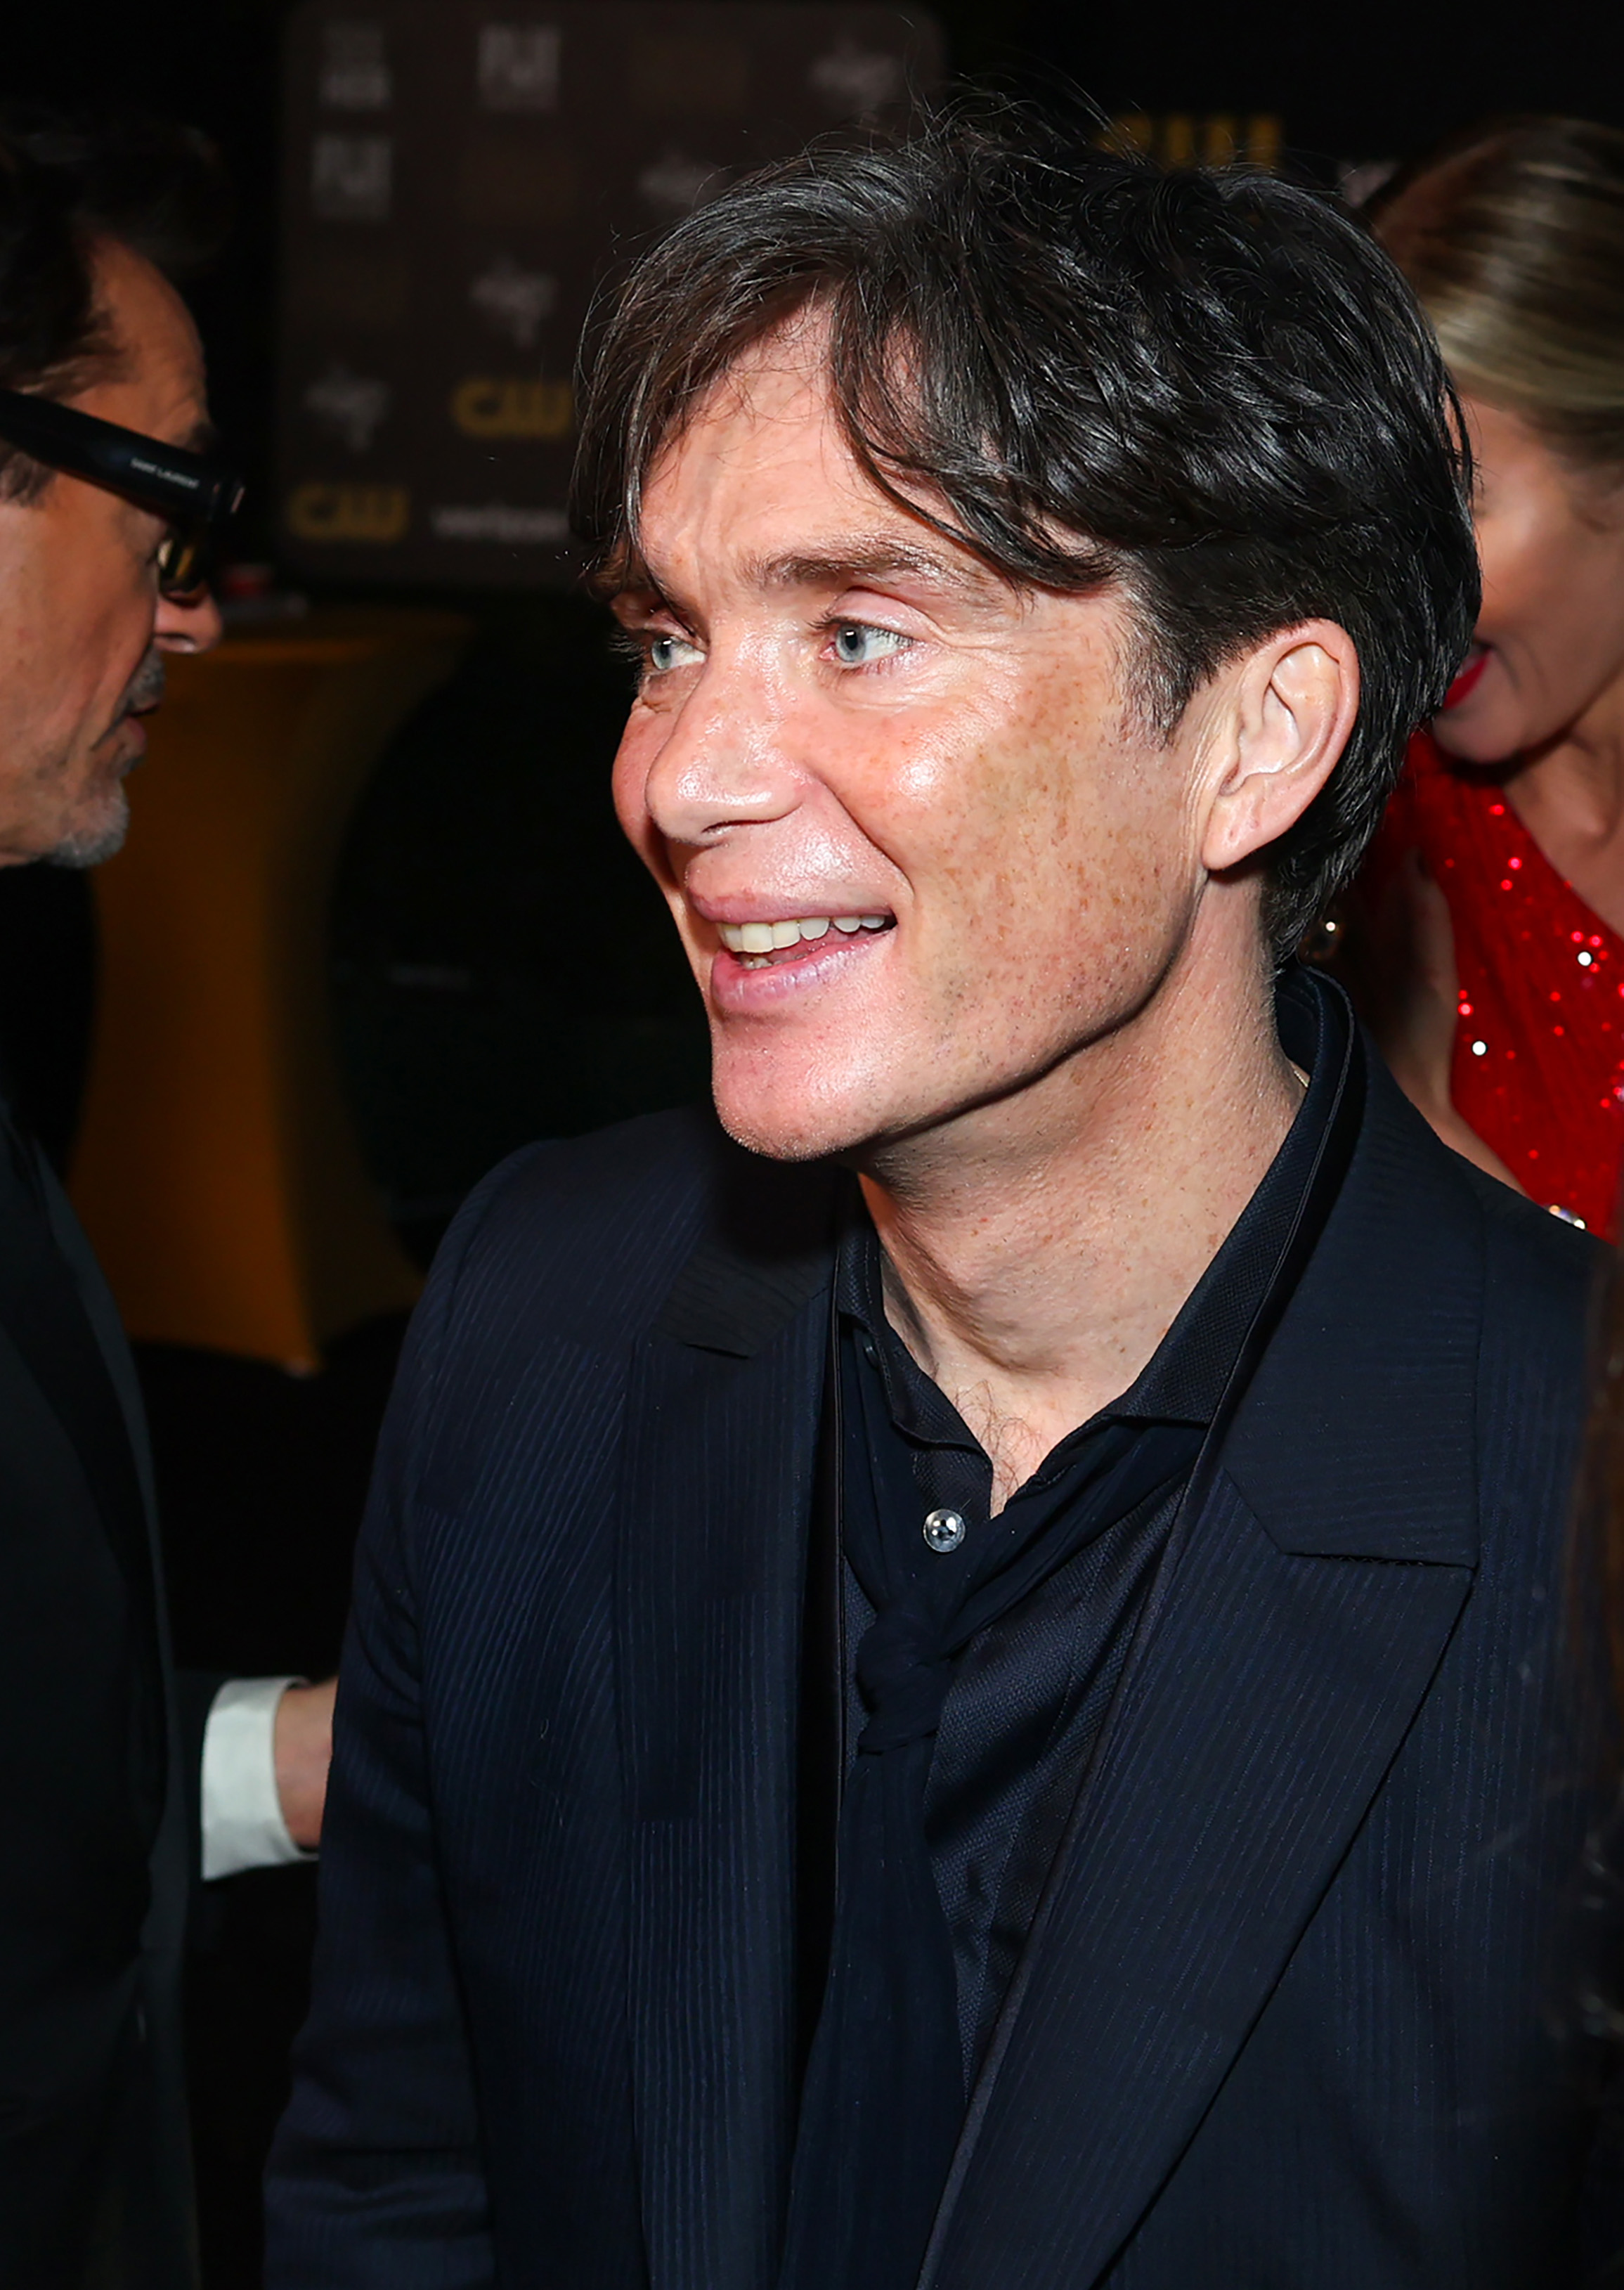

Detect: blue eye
639,630,704,677
831,623,907,666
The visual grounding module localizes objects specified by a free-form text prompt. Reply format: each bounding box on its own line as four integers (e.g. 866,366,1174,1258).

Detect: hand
1339,847,1525,1194
274,1677,337,1851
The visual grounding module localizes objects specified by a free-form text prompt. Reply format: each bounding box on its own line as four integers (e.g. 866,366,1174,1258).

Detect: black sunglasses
0,384,244,602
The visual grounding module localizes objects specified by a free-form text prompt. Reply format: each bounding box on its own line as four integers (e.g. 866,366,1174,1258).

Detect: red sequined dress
1368,729,1624,1236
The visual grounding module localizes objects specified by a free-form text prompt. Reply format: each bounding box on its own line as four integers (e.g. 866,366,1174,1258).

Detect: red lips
1442,647,1490,711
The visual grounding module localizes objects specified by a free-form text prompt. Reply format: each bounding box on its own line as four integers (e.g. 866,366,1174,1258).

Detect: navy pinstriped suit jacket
268,1041,1611,2289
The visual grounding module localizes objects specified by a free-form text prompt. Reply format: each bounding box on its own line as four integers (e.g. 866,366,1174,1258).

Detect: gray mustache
122,648,167,717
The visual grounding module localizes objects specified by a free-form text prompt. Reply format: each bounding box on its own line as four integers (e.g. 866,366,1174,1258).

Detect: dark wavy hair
0,105,229,500
571,106,1479,959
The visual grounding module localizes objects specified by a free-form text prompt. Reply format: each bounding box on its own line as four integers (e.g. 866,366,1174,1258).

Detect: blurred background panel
279,2,945,588
69,608,469,1371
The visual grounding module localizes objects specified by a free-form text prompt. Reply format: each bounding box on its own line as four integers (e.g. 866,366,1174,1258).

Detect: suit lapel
0,1117,167,1845
0,1117,157,1626
926,1070,1484,2290
617,1151,838,2290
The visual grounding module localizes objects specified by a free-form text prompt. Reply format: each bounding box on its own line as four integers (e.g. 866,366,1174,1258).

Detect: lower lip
1442,647,1491,710
707,926,891,1014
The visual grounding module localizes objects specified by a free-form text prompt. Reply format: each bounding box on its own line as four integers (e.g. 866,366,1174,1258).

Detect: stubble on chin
45,780,131,869
36,649,162,869
709,1040,901,1166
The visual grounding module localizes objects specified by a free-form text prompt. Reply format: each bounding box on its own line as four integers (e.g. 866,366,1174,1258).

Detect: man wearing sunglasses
0,112,333,2288
0,277,229,865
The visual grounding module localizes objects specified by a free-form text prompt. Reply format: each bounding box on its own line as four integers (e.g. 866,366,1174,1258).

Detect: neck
1512,677,1624,841
1504,680,1624,933
858,928,1303,1512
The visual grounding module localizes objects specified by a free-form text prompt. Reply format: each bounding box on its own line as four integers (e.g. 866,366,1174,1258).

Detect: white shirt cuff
201,1676,314,1881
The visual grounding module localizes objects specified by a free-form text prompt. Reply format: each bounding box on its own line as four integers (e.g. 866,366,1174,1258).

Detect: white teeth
717,913,889,953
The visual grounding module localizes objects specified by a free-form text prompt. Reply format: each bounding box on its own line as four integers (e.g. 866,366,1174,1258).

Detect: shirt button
922,1508,966,1553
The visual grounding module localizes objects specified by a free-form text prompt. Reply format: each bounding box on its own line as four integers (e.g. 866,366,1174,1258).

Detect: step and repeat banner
279,2,943,588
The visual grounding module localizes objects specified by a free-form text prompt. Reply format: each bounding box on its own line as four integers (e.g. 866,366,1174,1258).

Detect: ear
1199,620,1360,876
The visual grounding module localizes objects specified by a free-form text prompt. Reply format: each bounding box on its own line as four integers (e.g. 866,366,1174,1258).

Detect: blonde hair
1375,116,1624,470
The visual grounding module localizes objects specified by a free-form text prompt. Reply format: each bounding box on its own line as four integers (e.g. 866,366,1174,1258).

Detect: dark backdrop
15,0,1623,583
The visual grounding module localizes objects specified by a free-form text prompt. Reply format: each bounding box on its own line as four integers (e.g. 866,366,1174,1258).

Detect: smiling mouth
717,912,894,969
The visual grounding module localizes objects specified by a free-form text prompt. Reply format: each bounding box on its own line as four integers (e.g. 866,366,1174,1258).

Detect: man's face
611,321,1219,1165
0,238,222,869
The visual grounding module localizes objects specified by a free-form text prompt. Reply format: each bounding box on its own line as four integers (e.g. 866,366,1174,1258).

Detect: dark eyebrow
743,536,1004,605
606,533,1010,624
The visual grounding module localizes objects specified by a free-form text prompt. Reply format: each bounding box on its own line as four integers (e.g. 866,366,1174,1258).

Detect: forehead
630,318,994,601
84,238,207,403
642,326,871,528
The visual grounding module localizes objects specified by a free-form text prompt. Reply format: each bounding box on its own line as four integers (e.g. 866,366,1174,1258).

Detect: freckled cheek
810,732,975,895
876,695,1053,819
858,721,974,813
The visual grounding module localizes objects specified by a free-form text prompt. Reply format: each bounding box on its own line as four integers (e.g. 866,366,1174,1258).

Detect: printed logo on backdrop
1101,112,1283,170
808,39,905,122
450,377,573,439
311,133,392,221
285,482,410,542
302,362,392,451
478,23,561,112
320,20,392,110
469,257,557,349
429,504,570,545
637,147,727,217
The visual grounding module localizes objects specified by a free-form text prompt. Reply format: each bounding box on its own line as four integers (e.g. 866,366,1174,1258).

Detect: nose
154,584,225,656
636,653,806,850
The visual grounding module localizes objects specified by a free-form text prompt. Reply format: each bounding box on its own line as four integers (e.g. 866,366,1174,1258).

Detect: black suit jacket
0,1139,194,2289
268,1037,1611,2289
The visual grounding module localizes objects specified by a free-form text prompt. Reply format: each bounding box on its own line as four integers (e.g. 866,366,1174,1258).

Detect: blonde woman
1356,120,1624,1234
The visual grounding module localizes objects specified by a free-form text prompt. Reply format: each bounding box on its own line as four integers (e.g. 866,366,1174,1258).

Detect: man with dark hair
0,112,334,2286
270,115,1605,2287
